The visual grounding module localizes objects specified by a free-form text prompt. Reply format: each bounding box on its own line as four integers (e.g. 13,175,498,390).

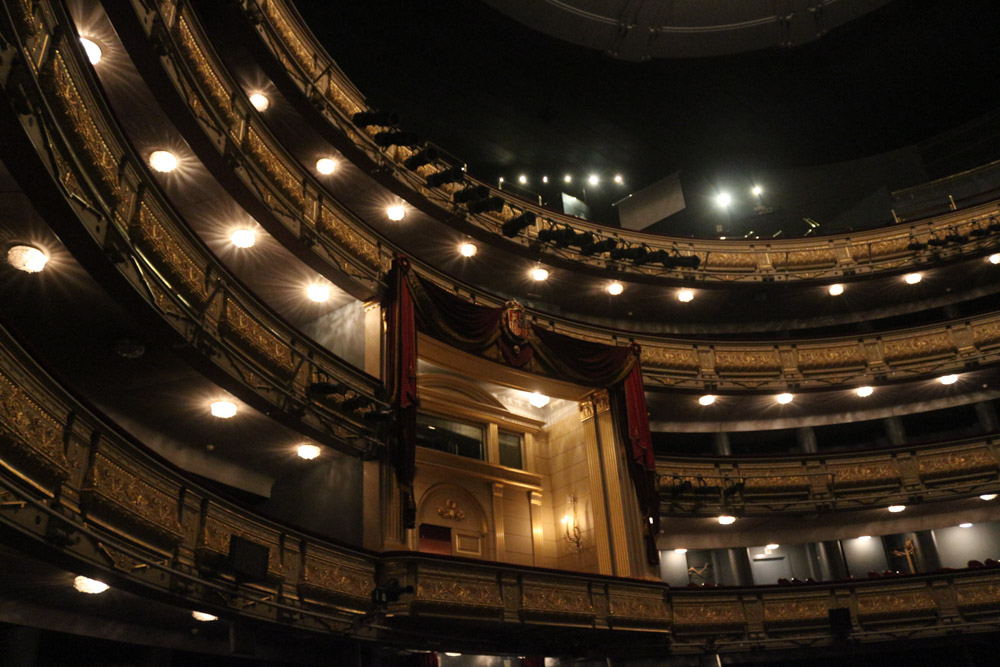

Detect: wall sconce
561,495,583,553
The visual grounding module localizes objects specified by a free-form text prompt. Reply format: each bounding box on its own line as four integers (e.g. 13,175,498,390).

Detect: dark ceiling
295,0,1000,226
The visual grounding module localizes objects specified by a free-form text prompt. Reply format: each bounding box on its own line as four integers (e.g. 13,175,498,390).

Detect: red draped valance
386,258,659,563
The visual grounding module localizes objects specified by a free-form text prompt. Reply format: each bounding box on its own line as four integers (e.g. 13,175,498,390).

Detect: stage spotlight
352,110,400,127
453,185,490,203
425,166,466,187
467,196,505,214
403,146,439,170
373,131,420,147
580,238,618,256
501,211,536,237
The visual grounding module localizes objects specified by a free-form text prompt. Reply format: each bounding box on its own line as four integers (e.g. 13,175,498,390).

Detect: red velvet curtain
389,258,658,559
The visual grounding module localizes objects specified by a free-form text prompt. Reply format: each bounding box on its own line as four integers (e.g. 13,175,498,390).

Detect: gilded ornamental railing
236,0,1000,283
657,436,1000,516
89,0,1000,392
0,0,383,458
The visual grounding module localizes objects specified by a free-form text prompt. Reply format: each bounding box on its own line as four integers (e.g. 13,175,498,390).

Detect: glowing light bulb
887,505,905,513
717,515,736,525
149,150,178,173
518,174,527,184
959,523,973,528
607,282,624,295
249,93,269,112
386,205,405,221
307,283,331,303
677,289,694,303
80,37,102,65
192,611,218,622
990,253,1000,265
716,192,731,207
698,395,716,406
315,158,337,174
674,548,688,554
529,392,550,408
614,174,623,184
938,374,959,385
828,283,844,296
857,536,872,542
776,393,793,405
230,229,256,248
542,176,549,184
564,175,572,183
588,174,599,186
297,444,321,460
752,185,762,196
210,401,237,419
904,272,922,285
73,576,109,594
531,267,549,281
459,242,477,257
766,543,779,550
7,245,48,273
855,386,874,397
980,494,997,501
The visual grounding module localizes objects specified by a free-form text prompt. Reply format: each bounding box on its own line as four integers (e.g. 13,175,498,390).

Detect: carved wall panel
0,372,71,494
297,545,374,612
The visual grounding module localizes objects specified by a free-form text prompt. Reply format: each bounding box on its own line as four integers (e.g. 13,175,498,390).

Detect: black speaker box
228,535,269,582
829,607,852,635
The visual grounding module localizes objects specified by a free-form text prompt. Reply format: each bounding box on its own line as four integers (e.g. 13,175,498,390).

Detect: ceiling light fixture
828,283,844,296
230,229,256,248
315,157,337,174
887,505,905,513
192,611,218,622
529,392,550,408
531,267,549,281
677,289,695,302
752,185,763,196
210,401,237,419
542,176,549,184
674,548,688,554
80,37,102,65
307,283,332,303
588,174,599,186
766,543,779,550
518,174,527,184
148,150,178,173
614,174,623,184
717,515,736,525
73,575,109,594
607,281,624,295
858,535,872,542
716,192,731,207
7,244,48,273
990,253,1000,265
904,272,922,284
855,386,874,397
938,374,959,385
776,393,794,405
297,444,321,460
564,175,572,183
459,242,477,257
980,494,997,501
386,204,406,221
959,523,973,528
698,394,716,406
249,93,269,112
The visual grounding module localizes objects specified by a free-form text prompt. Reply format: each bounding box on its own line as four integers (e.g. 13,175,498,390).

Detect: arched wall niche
416,482,491,560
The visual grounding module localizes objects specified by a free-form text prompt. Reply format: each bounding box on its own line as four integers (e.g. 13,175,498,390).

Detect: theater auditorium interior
2,0,1000,665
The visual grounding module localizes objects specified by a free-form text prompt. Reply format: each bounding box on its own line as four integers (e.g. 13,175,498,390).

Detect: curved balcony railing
231,0,1000,283
1,314,1000,655
0,0,383,457
656,435,1000,517
85,0,1000,393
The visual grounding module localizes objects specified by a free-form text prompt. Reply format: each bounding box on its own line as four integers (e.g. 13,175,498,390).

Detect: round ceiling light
73,575,109,594
210,400,237,419
249,93,270,112
904,272,922,284
990,253,1000,265
938,374,959,385
7,244,49,273
765,543,779,550
588,174,599,186
980,494,997,501
80,37,102,65
677,289,695,302
529,392,550,408
387,205,406,221
531,267,549,281
230,229,256,248
857,535,872,542
297,444,321,460
316,158,337,174
459,242,477,257
674,548,688,554
307,283,332,303
614,174,623,184
752,185,763,196
716,192,731,207
192,611,218,622
518,174,527,184
717,515,736,525
148,150,178,173
698,394,716,406
887,504,906,513
959,522,973,528
775,393,794,405
607,282,624,295
828,283,844,296
855,386,874,397
563,175,572,183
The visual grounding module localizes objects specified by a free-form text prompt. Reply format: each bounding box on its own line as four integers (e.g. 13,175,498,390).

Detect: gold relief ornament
437,499,466,522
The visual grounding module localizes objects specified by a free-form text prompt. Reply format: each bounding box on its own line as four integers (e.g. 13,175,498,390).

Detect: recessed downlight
959,522,973,528
7,244,48,273
775,393,794,405
249,93,270,112
857,535,872,542
698,394,716,406
855,386,874,397
210,401,237,419
307,283,332,303
887,505,906,513
297,444,321,460
387,205,406,221
74,576,109,594
828,283,844,296
459,242,477,257
677,289,694,303
674,548,688,554
315,158,337,175
904,272,922,285
149,150,178,173
529,392,550,408
531,267,549,281
717,515,736,525
980,494,997,501
230,229,256,248
80,37,102,65
192,611,218,622
765,543,779,550
607,282,624,295
938,374,959,385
